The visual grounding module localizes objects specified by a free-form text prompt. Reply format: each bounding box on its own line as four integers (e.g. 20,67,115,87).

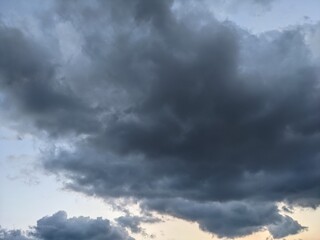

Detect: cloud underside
0,211,132,240
0,0,319,238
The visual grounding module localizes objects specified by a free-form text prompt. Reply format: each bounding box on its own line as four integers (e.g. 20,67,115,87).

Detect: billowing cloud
0,211,133,240
32,211,133,240
0,0,319,239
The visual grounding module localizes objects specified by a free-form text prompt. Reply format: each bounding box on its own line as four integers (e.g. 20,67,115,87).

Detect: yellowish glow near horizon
131,204,320,240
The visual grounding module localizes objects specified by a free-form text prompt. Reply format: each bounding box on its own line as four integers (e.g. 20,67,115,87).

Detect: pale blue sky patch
0,127,120,230
208,0,320,33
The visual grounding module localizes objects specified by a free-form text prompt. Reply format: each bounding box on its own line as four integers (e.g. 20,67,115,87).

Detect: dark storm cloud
0,212,133,240
1,0,320,238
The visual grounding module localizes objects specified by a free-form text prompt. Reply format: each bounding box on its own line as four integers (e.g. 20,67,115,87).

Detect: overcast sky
1,1,320,240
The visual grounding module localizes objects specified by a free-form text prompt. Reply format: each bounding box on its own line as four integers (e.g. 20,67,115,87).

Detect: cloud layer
0,211,132,240
0,0,319,238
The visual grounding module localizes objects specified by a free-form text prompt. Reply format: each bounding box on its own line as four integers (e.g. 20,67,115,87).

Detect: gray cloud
0,211,133,240
268,216,307,239
142,199,306,238
209,0,276,12
116,216,142,234
0,228,32,240
33,211,133,240
116,214,160,234
1,0,320,238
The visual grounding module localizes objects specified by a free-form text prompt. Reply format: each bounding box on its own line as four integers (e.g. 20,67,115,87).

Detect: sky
0,0,320,240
